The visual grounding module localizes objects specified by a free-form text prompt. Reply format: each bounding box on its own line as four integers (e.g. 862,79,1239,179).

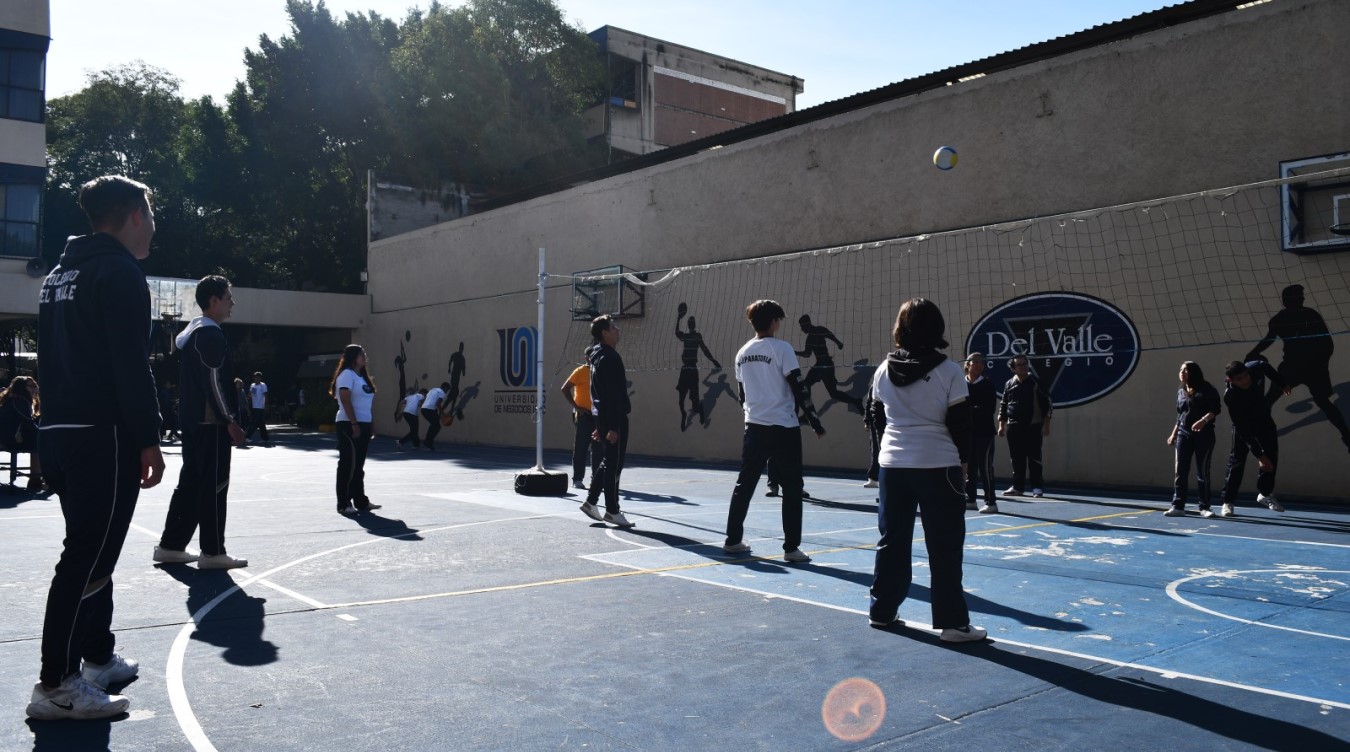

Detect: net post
535,247,546,471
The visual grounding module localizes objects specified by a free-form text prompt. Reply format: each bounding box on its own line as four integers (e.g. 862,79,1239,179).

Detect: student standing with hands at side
333,345,382,516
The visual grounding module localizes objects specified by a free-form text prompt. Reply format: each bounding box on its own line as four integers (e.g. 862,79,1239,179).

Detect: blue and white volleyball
933,146,958,171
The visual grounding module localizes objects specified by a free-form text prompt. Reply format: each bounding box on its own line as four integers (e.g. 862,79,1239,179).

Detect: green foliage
42,0,607,293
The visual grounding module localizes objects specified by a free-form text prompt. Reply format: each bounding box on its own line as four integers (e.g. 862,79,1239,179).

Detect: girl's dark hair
1180,360,1209,394
330,344,377,397
0,375,39,415
892,298,949,351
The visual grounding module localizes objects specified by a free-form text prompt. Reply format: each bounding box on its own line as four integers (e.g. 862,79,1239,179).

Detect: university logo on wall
494,326,538,415
497,326,538,387
966,292,1141,408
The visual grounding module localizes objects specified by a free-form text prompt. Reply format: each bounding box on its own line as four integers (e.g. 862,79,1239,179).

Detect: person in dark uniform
674,312,720,430
1218,359,1287,518
1164,361,1222,518
1248,284,1349,453
29,175,165,720
964,354,999,513
154,276,249,568
580,315,635,528
997,354,1052,498
796,314,863,414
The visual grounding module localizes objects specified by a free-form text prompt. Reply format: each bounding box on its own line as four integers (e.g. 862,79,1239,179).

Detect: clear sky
48,0,1177,109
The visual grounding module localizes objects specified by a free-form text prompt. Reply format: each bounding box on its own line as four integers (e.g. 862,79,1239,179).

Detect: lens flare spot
822,677,886,742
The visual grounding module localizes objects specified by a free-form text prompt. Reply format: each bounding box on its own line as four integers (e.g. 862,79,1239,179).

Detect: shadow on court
158,566,279,667
27,717,114,752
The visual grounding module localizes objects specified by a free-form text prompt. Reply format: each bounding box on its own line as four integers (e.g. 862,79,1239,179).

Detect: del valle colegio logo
965,292,1140,408
494,326,539,414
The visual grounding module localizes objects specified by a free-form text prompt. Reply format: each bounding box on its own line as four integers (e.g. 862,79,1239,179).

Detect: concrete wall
0,2,49,36
364,0,1350,499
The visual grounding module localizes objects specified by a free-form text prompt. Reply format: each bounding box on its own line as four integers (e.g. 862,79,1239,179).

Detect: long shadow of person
158,566,279,666
453,381,481,421
910,636,1348,748
1277,380,1350,436
27,717,114,751
348,510,425,541
699,369,740,430
800,561,1090,632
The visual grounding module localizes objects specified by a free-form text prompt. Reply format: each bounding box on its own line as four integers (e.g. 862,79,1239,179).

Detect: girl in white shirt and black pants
868,299,986,642
332,345,382,515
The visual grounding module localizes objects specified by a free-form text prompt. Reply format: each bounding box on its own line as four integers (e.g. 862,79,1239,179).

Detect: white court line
163,513,548,752
1165,569,1350,642
1189,531,1350,549
256,578,328,609
0,514,64,521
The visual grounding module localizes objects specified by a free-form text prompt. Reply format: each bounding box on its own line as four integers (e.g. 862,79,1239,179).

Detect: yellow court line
323,508,1152,611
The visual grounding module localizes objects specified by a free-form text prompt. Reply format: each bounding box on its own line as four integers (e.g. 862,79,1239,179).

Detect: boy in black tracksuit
155,276,248,568
997,355,1053,497
581,316,634,527
30,176,165,720
964,356,999,511
1219,359,1287,516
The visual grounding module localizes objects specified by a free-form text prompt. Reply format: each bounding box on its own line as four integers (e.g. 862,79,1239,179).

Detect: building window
608,56,639,108
0,183,41,258
0,49,45,123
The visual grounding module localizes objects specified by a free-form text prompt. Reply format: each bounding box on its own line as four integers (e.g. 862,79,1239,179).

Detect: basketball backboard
570,265,646,321
1281,152,1350,253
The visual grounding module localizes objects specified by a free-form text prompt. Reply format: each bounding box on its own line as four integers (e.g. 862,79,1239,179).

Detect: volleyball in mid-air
933,146,958,171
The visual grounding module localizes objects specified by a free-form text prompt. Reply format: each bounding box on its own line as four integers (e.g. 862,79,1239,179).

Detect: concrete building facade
368,0,1349,499
0,1,48,272
584,26,802,158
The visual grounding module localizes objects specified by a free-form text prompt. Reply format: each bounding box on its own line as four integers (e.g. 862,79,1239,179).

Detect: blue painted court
3,434,1346,750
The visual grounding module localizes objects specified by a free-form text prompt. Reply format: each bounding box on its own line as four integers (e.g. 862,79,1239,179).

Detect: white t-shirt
249,382,268,410
872,358,967,468
423,387,446,412
735,336,800,428
402,393,424,414
335,369,375,423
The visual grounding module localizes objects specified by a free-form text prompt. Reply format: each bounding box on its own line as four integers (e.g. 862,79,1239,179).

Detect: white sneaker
1220,503,1236,518
862,479,879,489
603,511,635,528
1257,493,1285,513
939,625,988,643
81,653,139,689
1199,508,1215,519
153,546,198,564
1030,488,1044,498
722,541,752,554
579,502,604,521
198,553,248,569
784,548,811,563
1164,506,1186,517
26,675,129,720
1003,487,1023,497
979,504,999,514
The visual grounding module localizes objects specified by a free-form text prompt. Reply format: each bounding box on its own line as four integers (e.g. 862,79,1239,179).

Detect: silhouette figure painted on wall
394,331,411,421
447,342,467,421
796,314,863,414
675,303,721,430
1248,284,1350,452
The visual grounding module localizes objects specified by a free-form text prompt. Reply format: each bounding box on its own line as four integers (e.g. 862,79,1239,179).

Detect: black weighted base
514,469,569,496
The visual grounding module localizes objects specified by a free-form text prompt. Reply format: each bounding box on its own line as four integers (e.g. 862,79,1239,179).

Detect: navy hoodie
587,342,630,432
37,233,161,448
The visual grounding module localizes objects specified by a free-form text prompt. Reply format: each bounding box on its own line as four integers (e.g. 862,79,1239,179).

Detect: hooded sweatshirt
175,316,236,426
870,349,970,468
37,233,161,448
587,342,630,432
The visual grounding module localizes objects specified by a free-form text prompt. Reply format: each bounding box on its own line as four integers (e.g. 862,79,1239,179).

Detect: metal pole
535,247,546,471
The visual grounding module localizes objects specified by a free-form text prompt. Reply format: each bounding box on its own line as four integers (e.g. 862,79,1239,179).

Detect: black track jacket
37,233,161,448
